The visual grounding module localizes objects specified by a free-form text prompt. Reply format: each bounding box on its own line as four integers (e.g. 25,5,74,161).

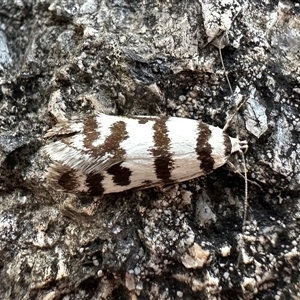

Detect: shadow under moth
44,113,247,196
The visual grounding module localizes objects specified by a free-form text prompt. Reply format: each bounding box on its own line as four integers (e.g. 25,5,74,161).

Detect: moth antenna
226,161,262,190
217,5,243,97
218,33,233,95
224,99,249,230
240,150,248,232
226,143,249,230
219,39,250,231
213,8,252,256
234,149,248,268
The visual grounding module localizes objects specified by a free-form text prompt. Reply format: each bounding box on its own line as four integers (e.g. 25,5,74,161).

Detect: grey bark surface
0,0,300,299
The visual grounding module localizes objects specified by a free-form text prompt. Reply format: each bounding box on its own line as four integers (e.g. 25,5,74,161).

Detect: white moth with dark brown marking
44,113,247,196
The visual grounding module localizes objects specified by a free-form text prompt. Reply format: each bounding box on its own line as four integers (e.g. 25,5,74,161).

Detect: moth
44,113,247,196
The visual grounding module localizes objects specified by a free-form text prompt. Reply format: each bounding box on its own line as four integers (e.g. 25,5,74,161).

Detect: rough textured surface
0,0,300,299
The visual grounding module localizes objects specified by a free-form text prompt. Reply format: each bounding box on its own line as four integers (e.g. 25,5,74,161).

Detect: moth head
229,137,248,154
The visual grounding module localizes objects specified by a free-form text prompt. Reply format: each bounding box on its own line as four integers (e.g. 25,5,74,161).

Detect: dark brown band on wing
223,134,232,158
196,123,214,174
57,168,105,196
86,173,105,196
150,117,174,184
83,116,100,150
58,169,79,191
107,163,132,186
102,121,129,156
84,118,129,159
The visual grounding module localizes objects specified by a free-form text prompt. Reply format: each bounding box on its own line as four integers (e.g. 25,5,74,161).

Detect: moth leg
226,160,262,191
60,196,104,224
48,90,68,123
239,140,248,153
47,89,114,124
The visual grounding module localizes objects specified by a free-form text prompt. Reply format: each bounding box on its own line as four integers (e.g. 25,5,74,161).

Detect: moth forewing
45,113,247,196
